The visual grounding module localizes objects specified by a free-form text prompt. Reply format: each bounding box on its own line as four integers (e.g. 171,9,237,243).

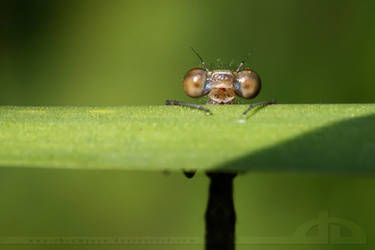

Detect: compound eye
183,68,208,98
235,69,261,99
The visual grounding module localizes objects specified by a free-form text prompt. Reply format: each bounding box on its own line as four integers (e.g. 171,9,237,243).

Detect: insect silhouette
166,48,276,116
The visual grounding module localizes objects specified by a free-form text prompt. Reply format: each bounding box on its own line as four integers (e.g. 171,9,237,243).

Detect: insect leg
166,100,212,115
242,100,277,115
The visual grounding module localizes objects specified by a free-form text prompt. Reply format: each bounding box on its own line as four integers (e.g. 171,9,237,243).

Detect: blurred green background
1,0,375,249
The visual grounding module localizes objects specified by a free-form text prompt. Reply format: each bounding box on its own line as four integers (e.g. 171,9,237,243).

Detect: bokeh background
1,0,375,249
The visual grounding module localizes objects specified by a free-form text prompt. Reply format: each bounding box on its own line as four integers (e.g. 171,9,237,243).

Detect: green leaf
0,104,374,172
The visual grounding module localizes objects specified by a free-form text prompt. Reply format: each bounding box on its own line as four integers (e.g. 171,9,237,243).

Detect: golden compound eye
183,68,208,98
235,69,261,99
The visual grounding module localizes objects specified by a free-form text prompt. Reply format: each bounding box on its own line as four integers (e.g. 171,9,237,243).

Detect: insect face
183,68,261,104
207,70,237,104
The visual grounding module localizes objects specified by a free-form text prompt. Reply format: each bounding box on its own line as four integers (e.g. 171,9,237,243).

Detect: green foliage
2,1,375,106
0,104,374,172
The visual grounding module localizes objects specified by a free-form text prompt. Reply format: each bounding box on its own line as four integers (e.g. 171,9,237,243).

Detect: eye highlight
235,69,261,99
183,68,208,98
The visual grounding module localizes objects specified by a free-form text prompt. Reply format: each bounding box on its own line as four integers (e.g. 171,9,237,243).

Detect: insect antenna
190,47,209,71
236,51,252,72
